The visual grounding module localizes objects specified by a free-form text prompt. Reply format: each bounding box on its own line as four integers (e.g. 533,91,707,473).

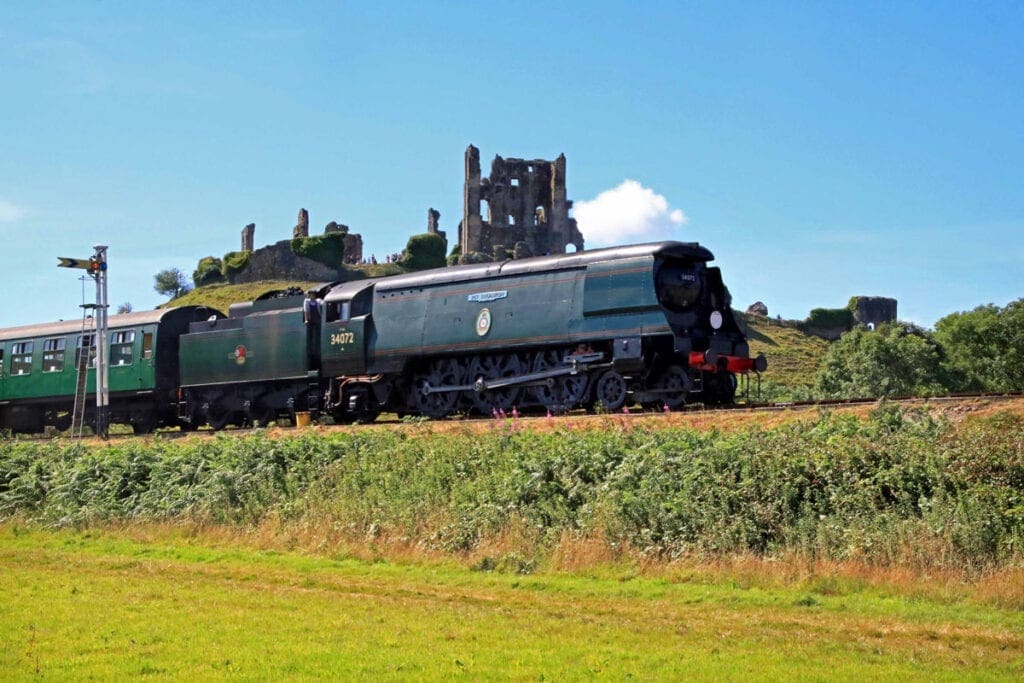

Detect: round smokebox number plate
476,308,492,336
710,310,723,330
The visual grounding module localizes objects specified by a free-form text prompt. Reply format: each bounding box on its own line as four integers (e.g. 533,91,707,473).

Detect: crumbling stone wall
852,296,898,328
427,208,447,251
241,223,255,252
460,145,584,259
293,208,309,238
235,240,351,283
224,210,365,283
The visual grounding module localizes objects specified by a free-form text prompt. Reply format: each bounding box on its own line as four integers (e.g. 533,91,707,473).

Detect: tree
934,299,1024,392
116,302,133,314
815,322,950,399
401,233,447,271
153,268,192,299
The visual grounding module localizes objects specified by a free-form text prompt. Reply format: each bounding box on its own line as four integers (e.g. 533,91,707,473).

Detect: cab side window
325,302,340,323
12,342,33,375
325,302,351,323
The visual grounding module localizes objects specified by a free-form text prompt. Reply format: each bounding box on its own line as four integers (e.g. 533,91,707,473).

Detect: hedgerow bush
1,406,1021,569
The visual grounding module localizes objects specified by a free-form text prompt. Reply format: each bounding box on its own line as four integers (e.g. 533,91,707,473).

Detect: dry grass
78,517,1024,611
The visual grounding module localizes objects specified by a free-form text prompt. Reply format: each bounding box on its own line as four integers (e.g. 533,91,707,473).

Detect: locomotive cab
321,281,375,377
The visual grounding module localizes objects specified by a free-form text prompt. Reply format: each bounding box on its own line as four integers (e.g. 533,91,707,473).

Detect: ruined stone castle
460,145,584,259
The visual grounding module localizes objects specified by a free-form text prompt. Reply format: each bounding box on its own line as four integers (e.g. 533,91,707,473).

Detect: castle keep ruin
461,145,584,259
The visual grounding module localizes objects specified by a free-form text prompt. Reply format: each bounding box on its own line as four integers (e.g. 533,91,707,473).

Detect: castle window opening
511,178,519,187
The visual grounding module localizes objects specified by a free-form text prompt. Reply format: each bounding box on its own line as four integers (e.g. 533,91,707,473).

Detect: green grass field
1,525,1022,680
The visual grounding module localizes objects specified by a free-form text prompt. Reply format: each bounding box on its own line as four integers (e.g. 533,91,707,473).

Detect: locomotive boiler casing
333,241,760,416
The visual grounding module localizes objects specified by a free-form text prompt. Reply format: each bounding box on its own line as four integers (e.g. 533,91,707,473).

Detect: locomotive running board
423,353,607,395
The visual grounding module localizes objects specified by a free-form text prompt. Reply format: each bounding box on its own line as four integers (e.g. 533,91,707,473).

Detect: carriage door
322,293,369,376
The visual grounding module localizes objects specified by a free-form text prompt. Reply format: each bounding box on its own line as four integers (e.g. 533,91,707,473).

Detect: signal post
58,246,109,438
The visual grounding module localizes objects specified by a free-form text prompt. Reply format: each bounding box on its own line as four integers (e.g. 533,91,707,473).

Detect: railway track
7,391,1022,443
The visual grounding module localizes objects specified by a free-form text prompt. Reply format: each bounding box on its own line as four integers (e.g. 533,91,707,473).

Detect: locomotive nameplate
467,290,507,303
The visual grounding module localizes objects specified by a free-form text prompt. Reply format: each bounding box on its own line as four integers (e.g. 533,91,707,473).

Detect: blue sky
1,1,1021,328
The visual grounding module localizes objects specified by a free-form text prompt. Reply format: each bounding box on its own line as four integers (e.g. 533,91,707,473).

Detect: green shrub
459,251,494,265
401,233,447,271
804,307,854,330
193,256,225,287
448,241,464,266
291,234,346,269
221,251,251,282
815,323,951,398
934,299,1024,392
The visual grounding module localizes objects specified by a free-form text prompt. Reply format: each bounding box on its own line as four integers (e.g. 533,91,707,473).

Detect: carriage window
0,348,4,374
42,337,66,372
76,334,96,368
111,330,135,366
12,342,33,375
142,332,153,359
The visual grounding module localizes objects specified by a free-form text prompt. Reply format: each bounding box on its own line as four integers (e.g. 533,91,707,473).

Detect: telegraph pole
58,245,109,438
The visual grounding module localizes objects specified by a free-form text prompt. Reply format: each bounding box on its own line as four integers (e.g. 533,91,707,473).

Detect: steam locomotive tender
176,240,766,427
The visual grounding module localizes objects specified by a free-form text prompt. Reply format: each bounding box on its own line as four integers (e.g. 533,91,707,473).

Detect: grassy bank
1,526,1022,680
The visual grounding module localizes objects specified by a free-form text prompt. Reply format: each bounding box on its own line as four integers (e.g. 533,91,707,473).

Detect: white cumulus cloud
0,198,28,223
574,180,688,247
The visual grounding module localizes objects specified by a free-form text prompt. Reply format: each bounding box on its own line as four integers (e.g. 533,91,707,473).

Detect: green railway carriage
0,306,220,433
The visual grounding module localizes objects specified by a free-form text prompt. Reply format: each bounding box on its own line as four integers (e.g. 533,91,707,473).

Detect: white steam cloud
574,180,687,247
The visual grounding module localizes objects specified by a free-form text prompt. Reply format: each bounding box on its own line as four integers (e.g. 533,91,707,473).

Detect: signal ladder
70,304,98,438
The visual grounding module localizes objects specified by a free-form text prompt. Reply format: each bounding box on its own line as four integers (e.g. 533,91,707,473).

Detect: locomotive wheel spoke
650,364,689,409
468,353,522,414
594,370,628,412
531,349,589,413
413,358,464,418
